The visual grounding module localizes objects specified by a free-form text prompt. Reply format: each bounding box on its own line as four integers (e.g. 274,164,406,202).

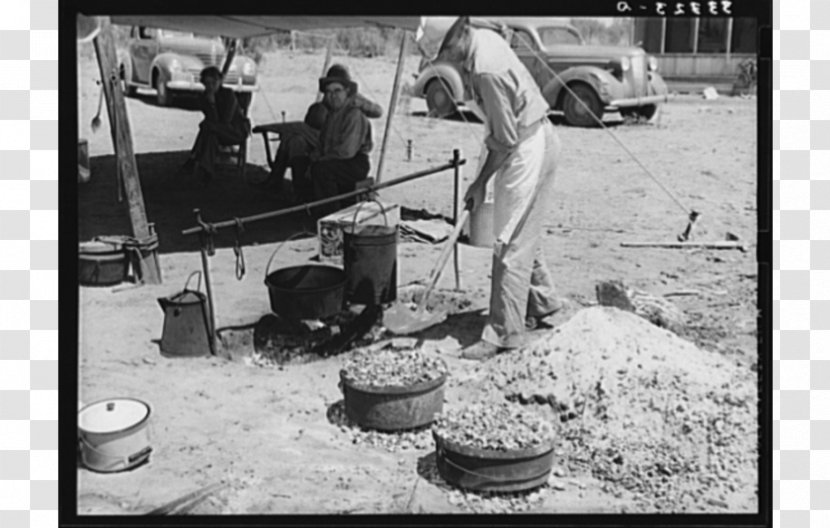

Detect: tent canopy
109,15,423,39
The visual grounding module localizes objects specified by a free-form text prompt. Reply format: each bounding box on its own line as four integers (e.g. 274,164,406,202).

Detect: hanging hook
233,217,246,280
195,211,217,257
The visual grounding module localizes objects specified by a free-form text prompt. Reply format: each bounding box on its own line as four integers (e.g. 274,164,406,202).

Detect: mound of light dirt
475,306,757,513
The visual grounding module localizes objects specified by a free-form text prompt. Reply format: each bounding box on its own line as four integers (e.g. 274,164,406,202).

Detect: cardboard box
317,200,400,265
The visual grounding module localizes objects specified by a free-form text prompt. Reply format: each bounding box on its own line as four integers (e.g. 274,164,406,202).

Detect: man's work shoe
526,298,574,330
461,341,507,361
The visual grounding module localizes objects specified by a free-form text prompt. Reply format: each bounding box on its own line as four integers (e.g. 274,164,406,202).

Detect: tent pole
93,17,162,284
221,38,238,77
316,36,335,103
375,31,408,184
452,149,461,291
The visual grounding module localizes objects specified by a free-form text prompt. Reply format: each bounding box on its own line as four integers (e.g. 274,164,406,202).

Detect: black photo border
59,0,773,527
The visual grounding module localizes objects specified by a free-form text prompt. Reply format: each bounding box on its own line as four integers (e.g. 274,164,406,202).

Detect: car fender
542,66,621,109
413,62,465,102
647,71,669,96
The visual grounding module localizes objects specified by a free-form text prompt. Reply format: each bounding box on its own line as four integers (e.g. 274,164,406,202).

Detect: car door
129,27,159,85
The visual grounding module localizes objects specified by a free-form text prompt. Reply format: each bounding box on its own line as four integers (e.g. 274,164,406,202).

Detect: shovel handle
416,207,471,314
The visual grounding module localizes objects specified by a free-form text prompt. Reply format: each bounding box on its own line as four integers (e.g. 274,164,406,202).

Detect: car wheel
425,79,457,118
562,83,603,127
637,104,659,121
154,70,172,106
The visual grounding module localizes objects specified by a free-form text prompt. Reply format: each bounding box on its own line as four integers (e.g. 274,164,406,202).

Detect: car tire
119,63,137,97
425,78,457,118
154,70,172,107
562,83,603,127
637,104,659,122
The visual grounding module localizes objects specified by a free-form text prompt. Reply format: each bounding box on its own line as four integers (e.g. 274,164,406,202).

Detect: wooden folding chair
218,92,254,179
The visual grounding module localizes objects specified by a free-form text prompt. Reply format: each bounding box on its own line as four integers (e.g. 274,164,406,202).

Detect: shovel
384,205,471,335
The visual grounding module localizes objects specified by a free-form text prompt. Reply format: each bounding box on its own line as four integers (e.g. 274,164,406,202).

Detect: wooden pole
452,149,461,291
220,38,238,77
620,241,746,250
93,17,162,284
692,18,700,54
375,31,408,184
316,37,335,103
725,18,734,60
195,209,218,354
182,157,466,236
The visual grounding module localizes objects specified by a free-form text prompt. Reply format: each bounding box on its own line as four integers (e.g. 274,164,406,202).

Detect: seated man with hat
292,64,375,216
267,92,382,198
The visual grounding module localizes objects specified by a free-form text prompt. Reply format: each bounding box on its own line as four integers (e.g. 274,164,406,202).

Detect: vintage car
412,17,669,127
118,26,258,107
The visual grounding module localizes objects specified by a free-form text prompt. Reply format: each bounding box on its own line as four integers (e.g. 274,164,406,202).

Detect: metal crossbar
181,156,466,236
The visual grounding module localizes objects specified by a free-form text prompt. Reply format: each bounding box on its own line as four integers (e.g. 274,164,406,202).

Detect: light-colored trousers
481,120,561,348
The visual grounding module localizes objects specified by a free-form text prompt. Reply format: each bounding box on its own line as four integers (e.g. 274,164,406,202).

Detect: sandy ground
76,46,758,515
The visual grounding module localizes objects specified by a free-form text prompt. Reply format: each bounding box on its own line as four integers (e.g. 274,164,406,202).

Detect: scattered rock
595,280,686,333
433,402,555,452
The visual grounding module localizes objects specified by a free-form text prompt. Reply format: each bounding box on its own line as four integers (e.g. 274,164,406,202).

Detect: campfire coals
432,402,556,452
250,310,379,367
251,314,332,366
341,346,448,389
327,400,433,453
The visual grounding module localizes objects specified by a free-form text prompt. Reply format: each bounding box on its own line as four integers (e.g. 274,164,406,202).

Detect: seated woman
183,66,251,182
267,92,382,196
292,64,376,217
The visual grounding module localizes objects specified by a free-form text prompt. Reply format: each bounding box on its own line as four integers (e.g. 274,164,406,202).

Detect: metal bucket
158,271,214,357
343,200,397,306
434,433,555,492
340,371,446,431
79,239,129,287
264,233,347,321
78,397,152,473
468,199,495,248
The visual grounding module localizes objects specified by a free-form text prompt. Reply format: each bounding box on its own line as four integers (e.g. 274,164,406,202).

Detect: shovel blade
383,304,448,335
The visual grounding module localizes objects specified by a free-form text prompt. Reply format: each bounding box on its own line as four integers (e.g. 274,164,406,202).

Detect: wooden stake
375,31,408,184
93,17,162,284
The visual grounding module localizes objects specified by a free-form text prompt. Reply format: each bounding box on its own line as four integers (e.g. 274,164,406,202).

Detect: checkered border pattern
0,0,810,527
0,0,60,527
774,0,830,527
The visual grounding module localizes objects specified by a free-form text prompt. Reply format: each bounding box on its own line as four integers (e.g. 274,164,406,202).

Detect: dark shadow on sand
80,151,319,253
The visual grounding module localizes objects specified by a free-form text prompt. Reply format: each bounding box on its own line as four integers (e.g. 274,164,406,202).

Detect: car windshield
537,27,582,47
160,29,220,42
